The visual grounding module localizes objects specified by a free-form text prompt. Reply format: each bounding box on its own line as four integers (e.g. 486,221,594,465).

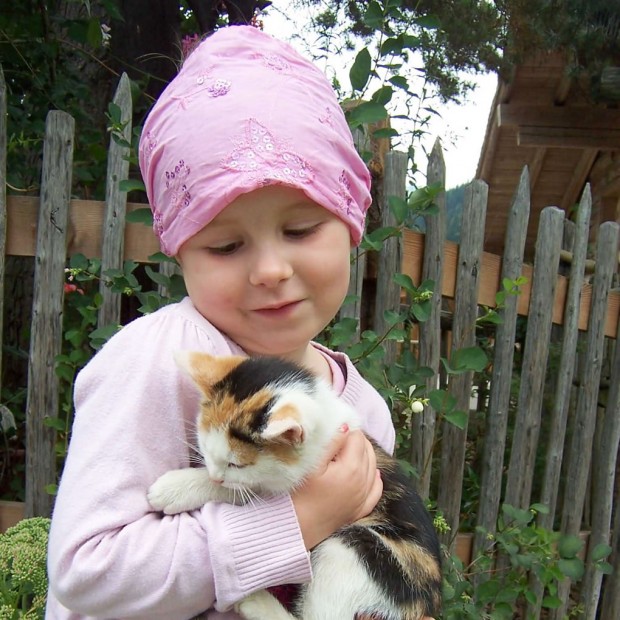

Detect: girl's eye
285,224,319,239
207,242,241,255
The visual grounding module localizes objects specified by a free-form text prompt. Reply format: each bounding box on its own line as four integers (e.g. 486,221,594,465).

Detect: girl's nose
249,246,294,287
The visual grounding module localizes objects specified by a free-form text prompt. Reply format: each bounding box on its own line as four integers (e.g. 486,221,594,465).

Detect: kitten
148,352,442,620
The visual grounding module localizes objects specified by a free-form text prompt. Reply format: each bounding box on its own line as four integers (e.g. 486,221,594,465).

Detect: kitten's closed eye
228,463,247,469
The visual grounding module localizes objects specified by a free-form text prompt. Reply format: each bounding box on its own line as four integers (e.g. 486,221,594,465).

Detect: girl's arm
47,312,311,618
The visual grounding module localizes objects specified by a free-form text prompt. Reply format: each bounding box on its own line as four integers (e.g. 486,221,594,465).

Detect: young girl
46,25,436,620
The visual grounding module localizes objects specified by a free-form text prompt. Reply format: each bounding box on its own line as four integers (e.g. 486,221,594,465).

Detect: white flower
411,400,425,414
101,23,111,47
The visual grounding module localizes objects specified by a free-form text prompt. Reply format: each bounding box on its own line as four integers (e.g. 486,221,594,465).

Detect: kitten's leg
234,590,297,620
147,467,233,514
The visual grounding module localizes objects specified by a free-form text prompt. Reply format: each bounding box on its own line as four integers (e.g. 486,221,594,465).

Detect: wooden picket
1,70,619,618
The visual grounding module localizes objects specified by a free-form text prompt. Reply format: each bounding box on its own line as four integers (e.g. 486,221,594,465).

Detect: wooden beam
498,103,620,131
517,127,620,150
560,149,599,211
401,229,619,339
7,195,159,262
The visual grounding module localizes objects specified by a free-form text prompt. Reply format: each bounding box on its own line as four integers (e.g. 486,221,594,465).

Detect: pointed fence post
26,110,75,518
474,167,530,560
537,185,592,526
98,73,132,329
436,179,488,547
411,139,445,498
504,206,565,511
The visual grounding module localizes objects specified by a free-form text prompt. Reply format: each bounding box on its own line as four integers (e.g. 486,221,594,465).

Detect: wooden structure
1,69,620,618
477,52,620,256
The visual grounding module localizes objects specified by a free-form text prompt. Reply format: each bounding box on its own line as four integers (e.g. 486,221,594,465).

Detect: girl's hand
292,426,382,550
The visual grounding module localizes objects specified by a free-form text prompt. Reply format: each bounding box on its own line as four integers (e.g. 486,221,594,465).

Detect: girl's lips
252,300,303,318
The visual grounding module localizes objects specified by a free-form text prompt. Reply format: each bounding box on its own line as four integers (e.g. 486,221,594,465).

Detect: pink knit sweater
46,297,395,619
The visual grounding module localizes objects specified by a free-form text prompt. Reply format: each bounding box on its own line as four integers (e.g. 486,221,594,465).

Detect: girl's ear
261,403,305,445
174,351,245,391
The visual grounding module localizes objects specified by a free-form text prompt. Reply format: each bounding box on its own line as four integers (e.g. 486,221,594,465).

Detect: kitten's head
176,352,344,494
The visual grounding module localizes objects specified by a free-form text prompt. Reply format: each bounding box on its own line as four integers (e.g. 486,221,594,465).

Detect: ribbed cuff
202,494,311,611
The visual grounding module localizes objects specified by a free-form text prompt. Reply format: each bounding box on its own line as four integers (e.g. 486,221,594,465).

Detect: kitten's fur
148,352,442,620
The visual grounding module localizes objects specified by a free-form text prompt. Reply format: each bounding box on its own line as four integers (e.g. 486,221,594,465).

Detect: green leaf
372,127,399,139
411,300,431,322
591,543,612,561
119,179,146,193
380,37,403,56
429,389,456,412
388,75,409,91
350,48,371,92
126,207,153,225
444,409,468,430
347,101,389,127
45,483,58,496
558,558,584,580
371,85,393,105
541,595,562,609
450,346,488,372
558,534,585,559
388,195,408,224
363,1,384,29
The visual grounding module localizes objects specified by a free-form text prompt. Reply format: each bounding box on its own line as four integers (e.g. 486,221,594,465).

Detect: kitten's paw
234,590,294,620
147,468,210,514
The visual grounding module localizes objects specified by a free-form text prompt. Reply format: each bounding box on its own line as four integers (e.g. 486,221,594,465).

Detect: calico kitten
148,352,442,620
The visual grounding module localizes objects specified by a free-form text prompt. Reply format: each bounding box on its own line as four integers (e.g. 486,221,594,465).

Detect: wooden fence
1,69,620,618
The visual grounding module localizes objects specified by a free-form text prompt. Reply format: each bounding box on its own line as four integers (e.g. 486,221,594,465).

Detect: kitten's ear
174,351,244,389
261,404,305,445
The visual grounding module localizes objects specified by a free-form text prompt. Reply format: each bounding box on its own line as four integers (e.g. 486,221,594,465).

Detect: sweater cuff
201,494,311,611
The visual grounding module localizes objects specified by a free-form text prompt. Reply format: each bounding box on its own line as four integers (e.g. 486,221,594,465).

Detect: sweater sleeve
47,302,311,619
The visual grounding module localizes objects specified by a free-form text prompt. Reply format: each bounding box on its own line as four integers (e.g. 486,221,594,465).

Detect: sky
262,3,499,189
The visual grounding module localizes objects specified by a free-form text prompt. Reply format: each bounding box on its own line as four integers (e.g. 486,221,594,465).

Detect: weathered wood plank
0,65,7,397
374,151,406,365
437,179,488,546
410,139,445,498
25,111,75,518
98,73,132,329
474,167,530,559
583,310,620,617
538,186,592,525
504,206,565,510
552,221,620,620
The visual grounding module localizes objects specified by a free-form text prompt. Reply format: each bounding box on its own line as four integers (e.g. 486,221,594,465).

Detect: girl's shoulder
98,297,241,355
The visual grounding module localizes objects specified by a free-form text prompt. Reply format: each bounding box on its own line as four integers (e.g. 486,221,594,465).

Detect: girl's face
176,186,352,363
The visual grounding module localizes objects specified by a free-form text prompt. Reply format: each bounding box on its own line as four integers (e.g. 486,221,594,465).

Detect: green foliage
0,518,50,619
441,503,612,618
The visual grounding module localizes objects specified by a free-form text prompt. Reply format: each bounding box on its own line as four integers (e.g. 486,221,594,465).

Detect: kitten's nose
211,477,224,485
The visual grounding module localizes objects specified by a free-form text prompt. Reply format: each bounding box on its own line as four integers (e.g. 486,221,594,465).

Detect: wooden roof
476,53,620,257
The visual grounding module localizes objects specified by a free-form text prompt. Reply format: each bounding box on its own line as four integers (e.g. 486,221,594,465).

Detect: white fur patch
298,538,399,619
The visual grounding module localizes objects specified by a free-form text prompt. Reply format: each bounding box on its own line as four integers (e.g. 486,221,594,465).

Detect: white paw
147,468,211,514
234,590,294,620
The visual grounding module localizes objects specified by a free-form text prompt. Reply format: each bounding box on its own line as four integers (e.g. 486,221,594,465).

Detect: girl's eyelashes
284,223,321,238
207,241,242,255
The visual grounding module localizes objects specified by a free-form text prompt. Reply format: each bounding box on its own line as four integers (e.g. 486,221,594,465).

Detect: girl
46,25,436,620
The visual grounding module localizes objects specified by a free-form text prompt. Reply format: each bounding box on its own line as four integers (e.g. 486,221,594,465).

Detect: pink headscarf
138,25,371,256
